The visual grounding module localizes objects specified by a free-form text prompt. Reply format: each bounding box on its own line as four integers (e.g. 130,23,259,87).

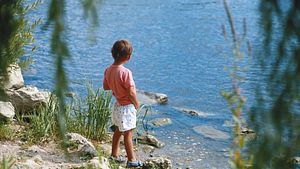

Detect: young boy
103,39,143,168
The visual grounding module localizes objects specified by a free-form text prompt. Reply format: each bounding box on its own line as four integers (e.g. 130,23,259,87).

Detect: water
24,0,262,168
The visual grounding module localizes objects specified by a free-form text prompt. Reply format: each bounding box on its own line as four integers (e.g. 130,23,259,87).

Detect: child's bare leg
111,127,122,157
124,129,136,161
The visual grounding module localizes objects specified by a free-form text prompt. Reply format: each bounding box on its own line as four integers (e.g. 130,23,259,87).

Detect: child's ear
126,55,131,61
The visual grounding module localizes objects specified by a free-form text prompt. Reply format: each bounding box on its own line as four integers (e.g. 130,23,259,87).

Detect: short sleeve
123,70,135,89
103,69,110,90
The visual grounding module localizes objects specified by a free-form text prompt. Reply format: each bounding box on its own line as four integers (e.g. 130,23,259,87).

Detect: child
103,39,143,168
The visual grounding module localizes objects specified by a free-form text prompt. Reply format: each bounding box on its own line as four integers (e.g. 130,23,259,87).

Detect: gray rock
1,64,24,90
193,126,230,140
66,133,98,158
137,90,168,105
149,118,172,127
5,86,50,113
293,157,300,164
142,145,155,154
175,107,213,117
143,157,172,169
240,127,255,134
137,134,165,148
65,92,76,98
16,155,43,169
0,101,15,121
85,157,110,169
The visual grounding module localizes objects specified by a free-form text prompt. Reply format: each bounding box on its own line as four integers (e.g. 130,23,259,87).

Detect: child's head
111,39,133,62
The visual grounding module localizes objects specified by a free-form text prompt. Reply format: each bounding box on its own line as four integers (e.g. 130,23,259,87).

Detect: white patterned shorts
112,104,137,132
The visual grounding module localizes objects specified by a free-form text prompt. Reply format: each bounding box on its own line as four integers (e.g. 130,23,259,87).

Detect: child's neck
113,60,127,66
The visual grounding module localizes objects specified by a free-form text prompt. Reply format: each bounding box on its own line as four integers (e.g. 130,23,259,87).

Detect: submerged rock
137,90,168,105
66,133,98,158
143,157,172,169
193,126,230,140
175,107,213,117
0,101,15,121
149,118,172,127
137,134,165,148
240,127,255,134
5,86,50,113
292,157,300,164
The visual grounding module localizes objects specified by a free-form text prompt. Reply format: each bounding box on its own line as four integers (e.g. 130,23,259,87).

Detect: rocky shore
0,64,172,169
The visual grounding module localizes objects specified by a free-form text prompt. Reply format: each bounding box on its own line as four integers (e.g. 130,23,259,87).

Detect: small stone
86,157,110,169
0,101,15,121
137,134,165,148
65,92,76,98
66,133,97,159
142,145,155,154
143,157,172,169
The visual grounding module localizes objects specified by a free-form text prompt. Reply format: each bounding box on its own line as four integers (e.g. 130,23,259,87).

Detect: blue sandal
126,160,143,168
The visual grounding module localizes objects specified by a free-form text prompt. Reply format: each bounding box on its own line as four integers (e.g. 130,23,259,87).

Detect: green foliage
0,156,15,169
24,94,59,144
221,0,252,168
248,0,300,169
0,0,40,97
67,84,112,141
0,124,14,141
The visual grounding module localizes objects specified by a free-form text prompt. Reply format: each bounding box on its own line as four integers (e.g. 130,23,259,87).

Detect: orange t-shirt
103,65,135,106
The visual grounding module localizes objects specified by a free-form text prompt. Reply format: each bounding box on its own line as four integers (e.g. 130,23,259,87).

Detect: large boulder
1,64,24,90
193,125,230,140
66,133,98,159
5,86,50,113
137,134,165,148
137,90,168,105
143,157,172,169
0,101,15,121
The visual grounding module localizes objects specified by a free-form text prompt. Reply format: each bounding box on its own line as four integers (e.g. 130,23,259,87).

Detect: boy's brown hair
111,39,133,61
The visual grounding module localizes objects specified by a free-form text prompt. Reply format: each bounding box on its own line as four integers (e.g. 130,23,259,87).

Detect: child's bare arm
103,79,110,90
128,86,140,110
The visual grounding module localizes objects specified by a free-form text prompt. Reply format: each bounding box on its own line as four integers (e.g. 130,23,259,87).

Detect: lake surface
24,0,262,168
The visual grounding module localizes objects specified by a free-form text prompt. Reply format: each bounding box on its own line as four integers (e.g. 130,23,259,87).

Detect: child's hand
134,103,140,110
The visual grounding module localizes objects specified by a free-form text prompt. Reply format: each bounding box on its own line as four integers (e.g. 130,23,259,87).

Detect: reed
67,83,112,141
25,94,59,143
0,156,15,169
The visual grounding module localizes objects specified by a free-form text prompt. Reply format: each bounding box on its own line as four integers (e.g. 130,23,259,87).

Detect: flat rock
137,134,165,148
0,101,15,121
193,126,230,140
143,157,172,169
137,90,168,105
149,118,172,127
5,86,50,113
175,107,213,117
66,133,98,158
